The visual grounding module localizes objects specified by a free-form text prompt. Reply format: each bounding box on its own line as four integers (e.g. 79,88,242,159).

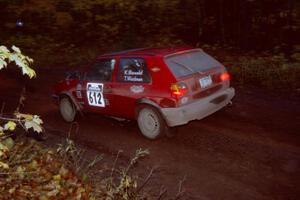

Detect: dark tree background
0,0,299,66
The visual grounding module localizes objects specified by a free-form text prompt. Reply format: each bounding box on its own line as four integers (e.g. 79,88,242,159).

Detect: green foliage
1,0,300,52
226,56,300,91
0,45,42,171
1,0,299,69
15,112,43,133
0,45,36,78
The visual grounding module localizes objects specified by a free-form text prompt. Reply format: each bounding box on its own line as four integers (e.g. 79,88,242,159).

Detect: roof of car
100,46,197,57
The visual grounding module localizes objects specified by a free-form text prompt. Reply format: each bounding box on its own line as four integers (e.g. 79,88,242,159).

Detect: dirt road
1,68,300,199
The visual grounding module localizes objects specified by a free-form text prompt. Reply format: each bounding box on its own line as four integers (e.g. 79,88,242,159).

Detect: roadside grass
202,44,300,93
225,56,300,92
53,135,186,199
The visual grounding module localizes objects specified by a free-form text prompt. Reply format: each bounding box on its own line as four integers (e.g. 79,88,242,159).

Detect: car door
81,58,116,114
111,57,152,119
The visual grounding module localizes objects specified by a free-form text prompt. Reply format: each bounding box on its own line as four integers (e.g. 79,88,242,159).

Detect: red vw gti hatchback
53,47,235,139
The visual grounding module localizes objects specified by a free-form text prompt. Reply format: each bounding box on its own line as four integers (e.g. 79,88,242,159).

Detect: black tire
137,105,166,139
59,97,76,122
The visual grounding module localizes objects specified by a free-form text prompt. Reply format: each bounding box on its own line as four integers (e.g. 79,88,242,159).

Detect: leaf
82,174,89,182
17,166,25,179
29,160,38,169
0,58,7,70
0,142,9,152
9,53,36,78
0,161,9,169
17,165,25,173
12,45,21,53
39,195,48,200
24,115,43,133
38,195,49,200
59,165,69,177
15,112,34,120
8,187,16,194
53,174,61,181
4,121,17,131
0,150,4,157
0,45,37,78
47,189,60,197
0,126,4,136
33,115,43,125
76,187,85,197
25,121,43,133
2,137,14,150
0,45,9,54
22,66,36,79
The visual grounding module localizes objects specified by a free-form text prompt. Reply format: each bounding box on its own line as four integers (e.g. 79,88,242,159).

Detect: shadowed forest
1,0,299,67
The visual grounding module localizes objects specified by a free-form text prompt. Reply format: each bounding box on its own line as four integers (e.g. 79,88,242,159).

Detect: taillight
171,82,188,98
220,72,230,81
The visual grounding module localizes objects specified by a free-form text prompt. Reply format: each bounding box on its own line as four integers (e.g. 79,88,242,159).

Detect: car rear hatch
164,49,230,105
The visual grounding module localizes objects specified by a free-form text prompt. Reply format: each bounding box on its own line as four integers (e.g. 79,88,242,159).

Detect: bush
225,55,300,91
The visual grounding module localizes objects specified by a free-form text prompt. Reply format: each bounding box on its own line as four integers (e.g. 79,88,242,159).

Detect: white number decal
86,83,105,107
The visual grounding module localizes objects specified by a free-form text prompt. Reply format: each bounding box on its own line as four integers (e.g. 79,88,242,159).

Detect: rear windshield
164,50,222,78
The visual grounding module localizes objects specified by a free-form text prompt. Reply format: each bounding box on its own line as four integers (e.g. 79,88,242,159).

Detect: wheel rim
60,98,75,122
138,108,160,139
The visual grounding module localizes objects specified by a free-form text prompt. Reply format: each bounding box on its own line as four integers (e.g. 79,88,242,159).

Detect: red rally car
53,47,235,139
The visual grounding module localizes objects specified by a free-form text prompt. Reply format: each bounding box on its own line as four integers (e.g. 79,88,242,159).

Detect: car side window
117,58,151,83
85,59,115,81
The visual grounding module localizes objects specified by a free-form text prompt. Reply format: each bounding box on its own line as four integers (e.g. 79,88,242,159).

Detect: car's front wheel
137,105,166,139
59,97,76,122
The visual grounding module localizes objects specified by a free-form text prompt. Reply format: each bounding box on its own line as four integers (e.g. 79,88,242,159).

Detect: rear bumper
161,87,235,127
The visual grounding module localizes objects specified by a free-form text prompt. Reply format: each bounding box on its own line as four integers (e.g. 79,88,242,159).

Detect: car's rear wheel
137,105,165,139
59,97,76,122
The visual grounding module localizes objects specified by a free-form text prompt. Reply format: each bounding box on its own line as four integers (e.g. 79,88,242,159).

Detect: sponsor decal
124,76,143,82
124,69,143,75
151,67,161,72
130,85,144,94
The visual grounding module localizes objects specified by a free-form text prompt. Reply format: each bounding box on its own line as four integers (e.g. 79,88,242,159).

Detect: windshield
164,50,222,78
